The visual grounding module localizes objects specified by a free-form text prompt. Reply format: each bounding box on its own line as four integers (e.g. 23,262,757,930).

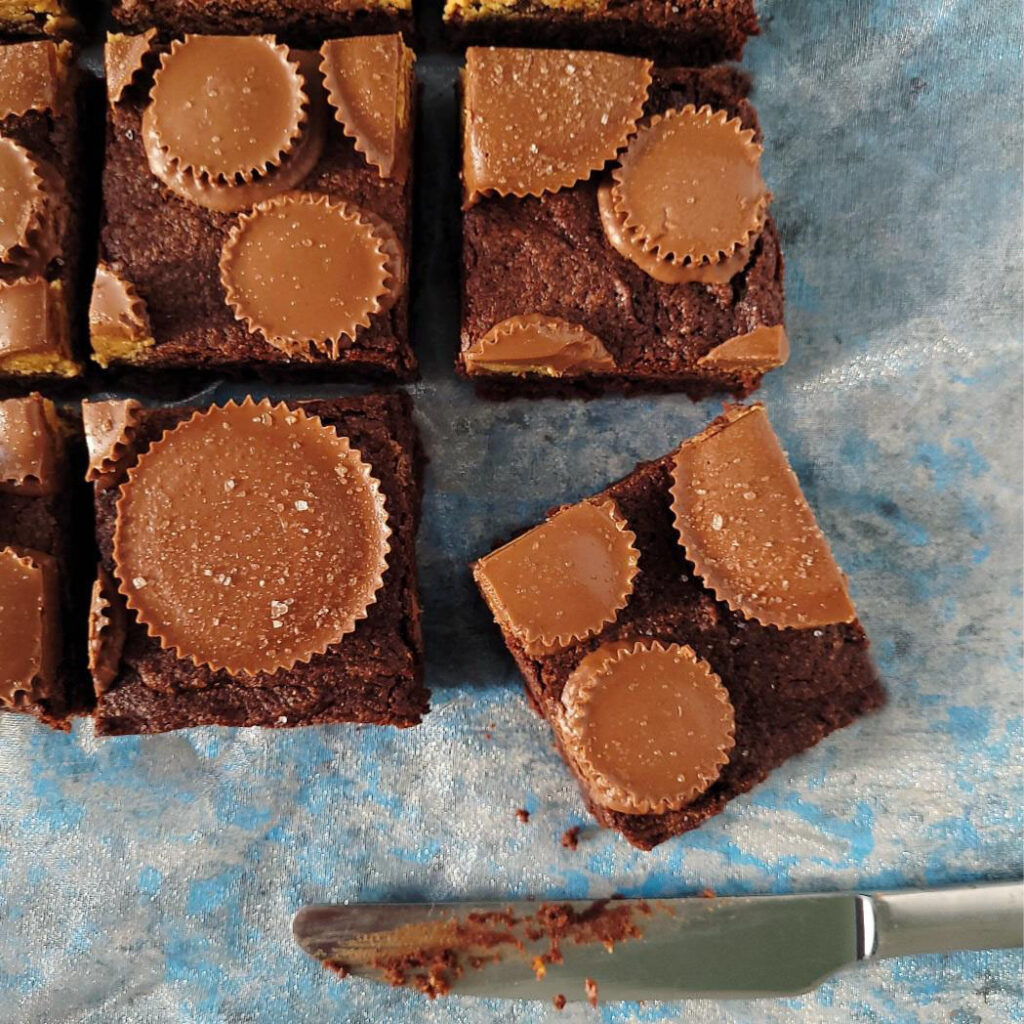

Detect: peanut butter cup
82,399,143,487
697,324,790,372
88,265,153,367
105,29,158,104
560,641,735,815
88,567,127,695
0,278,75,377
464,315,616,377
0,392,59,495
112,399,391,676
0,138,46,265
0,41,61,119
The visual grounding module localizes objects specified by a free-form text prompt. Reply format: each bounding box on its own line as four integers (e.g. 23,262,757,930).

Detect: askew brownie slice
94,31,416,381
472,404,882,850
85,392,427,735
0,393,83,728
443,0,758,65
457,49,786,400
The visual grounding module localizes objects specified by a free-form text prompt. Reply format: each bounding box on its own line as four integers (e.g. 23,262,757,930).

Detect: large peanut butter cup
112,399,391,676
473,499,639,655
560,640,735,815
220,194,393,358
611,105,768,269
464,314,616,377
463,47,651,206
670,404,855,629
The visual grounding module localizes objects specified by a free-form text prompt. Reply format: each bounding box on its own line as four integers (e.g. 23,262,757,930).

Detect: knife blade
292,882,1022,1004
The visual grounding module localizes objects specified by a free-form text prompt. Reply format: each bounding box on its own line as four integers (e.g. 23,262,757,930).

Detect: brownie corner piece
0,39,83,384
86,391,427,736
457,49,785,401
0,392,82,729
95,30,416,382
443,0,757,64
471,403,882,849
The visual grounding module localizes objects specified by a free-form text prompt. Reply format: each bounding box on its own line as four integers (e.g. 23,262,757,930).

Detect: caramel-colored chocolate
0,137,44,265
473,499,639,654
611,106,768,267
146,35,308,184
0,277,69,367
82,398,142,487
88,566,126,694
0,393,59,495
465,314,616,376
463,47,651,206
596,181,751,285
220,194,392,358
0,41,60,120
105,29,158,104
0,547,60,708
697,324,790,372
671,405,856,629
320,34,414,183
113,399,391,676
559,640,735,815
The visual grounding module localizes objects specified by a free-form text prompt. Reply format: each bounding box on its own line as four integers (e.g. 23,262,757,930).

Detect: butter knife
293,881,1023,1004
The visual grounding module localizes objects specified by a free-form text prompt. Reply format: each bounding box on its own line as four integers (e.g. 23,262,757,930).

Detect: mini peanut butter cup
559,640,735,815
88,566,127,693
82,398,142,487
0,277,70,369
320,34,414,183
464,315,616,377
0,137,47,266
220,194,392,358
105,29,159,104
697,324,790,372
611,105,768,268
0,41,61,119
112,399,391,676
89,265,150,344
671,404,856,630
473,499,639,655
0,547,60,708
463,48,651,206
0,393,59,496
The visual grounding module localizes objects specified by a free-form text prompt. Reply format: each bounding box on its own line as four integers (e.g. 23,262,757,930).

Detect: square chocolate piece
111,0,412,46
0,40,81,382
472,404,883,849
0,0,76,41
85,392,427,735
95,31,417,381
443,0,757,65
0,393,80,727
457,50,786,400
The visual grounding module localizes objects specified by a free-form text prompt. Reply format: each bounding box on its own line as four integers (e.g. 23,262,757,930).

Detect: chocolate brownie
0,393,85,728
0,40,82,383
95,31,417,382
472,405,883,849
86,391,428,735
111,0,412,47
0,0,76,40
458,53,786,400
444,0,757,64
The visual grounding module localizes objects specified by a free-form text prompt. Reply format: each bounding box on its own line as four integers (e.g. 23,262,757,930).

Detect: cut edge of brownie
90,390,428,736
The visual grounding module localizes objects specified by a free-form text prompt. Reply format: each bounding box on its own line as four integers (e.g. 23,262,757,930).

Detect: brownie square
111,0,412,46
444,0,758,64
0,40,82,383
0,0,76,40
87,391,428,735
472,405,883,849
94,31,417,382
0,393,83,728
457,53,786,400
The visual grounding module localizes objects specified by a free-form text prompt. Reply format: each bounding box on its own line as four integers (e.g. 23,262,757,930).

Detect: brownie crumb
553,993,567,1010
560,826,581,850
515,808,530,824
700,887,717,899
585,977,599,1008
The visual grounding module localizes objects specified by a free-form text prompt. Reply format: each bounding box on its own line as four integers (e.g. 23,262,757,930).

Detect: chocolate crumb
700,887,716,899
553,993,567,1010
561,826,581,850
516,808,530,824
585,976,598,1008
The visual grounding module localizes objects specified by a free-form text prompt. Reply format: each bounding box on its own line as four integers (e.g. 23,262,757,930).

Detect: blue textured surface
2,0,1023,1020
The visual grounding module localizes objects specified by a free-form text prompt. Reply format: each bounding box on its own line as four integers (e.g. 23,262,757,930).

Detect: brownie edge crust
90,392,428,735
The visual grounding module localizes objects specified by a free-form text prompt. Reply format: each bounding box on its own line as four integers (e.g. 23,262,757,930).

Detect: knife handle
866,881,1023,959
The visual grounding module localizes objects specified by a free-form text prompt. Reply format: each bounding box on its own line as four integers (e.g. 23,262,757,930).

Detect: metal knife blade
292,883,1023,1004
